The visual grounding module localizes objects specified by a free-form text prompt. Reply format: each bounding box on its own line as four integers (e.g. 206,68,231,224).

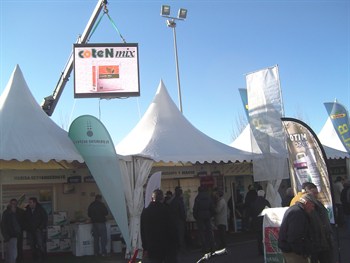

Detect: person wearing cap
304,184,333,263
278,193,315,263
289,182,317,206
289,183,334,263
252,190,271,255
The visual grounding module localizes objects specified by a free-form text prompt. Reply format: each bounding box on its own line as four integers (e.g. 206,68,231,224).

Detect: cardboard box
60,238,72,252
72,224,94,256
47,226,61,239
53,211,68,226
60,225,72,238
110,224,120,235
46,239,60,253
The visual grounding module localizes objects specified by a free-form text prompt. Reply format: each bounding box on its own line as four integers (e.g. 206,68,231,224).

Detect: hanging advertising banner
68,115,131,249
324,101,350,154
282,117,334,223
74,43,140,98
238,88,249,119
246,65,288,182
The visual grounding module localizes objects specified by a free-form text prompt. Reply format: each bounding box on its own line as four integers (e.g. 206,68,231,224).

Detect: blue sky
1,0,349,145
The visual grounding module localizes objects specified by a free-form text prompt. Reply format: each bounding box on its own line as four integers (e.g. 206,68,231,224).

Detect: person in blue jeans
1,200,22,263
88,194,108,256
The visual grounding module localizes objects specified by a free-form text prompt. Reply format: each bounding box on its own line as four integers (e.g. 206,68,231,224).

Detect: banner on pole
68,115,131,248
282,117,334,223
238,88,249,119
324,101,350,154
246,65,288,182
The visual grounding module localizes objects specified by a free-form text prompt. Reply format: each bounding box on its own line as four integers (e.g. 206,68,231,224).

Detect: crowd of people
2,176,347,263
140,186,230,263
0,194,110,263
140,176,350,263
1,197,48,263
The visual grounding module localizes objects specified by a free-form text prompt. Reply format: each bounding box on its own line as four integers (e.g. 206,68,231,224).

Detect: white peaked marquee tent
0,65,84,256
318,117,349,159
116,80,251,254
0,65,84,165
117,80,251,163
231,123,348,160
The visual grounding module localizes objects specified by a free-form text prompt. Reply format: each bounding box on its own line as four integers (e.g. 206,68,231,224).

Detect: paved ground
16,226,350,263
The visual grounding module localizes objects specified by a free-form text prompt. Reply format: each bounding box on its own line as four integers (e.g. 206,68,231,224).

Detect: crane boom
41,0,108,116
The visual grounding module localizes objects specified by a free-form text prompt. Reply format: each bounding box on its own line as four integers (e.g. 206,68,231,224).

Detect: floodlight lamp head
178,8,187,19
166,19,176,28
161,5,171,16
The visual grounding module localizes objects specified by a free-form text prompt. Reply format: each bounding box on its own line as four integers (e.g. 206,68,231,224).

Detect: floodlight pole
161,5,186,113
167,19,183,113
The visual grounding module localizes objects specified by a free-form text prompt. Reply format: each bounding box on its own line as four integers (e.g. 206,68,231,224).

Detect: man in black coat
1,200,22,263
278,194,314,263
167,186,187,251
341,179,350,236
88,194,109,256
141,189,177,263
25,197,48,263
192,186,215,253
243,185,257,231
252,190,270,255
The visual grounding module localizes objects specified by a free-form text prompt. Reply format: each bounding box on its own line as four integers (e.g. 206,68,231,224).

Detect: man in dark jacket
252,190,271,255
25,197,48,263
141,189,177,263
341,179,350,235
88,194,108,256
192,186,215,253
304,184,333,263
243,185,257,231
167,186,187,251
9,199,25,263
278,194,315,263
1,200,22,263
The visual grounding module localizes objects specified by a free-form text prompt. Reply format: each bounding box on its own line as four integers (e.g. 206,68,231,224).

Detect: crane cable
88,2,126,43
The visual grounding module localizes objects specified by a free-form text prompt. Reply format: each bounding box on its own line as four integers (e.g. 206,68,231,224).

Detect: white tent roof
318,117,348,159
231,122,348,159
116,80,251,163
230,124,253,152
0,65,84,163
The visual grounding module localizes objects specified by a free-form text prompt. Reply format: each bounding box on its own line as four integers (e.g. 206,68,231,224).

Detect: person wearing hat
278,193,315,263
252,190,271,255
290,182,317,206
